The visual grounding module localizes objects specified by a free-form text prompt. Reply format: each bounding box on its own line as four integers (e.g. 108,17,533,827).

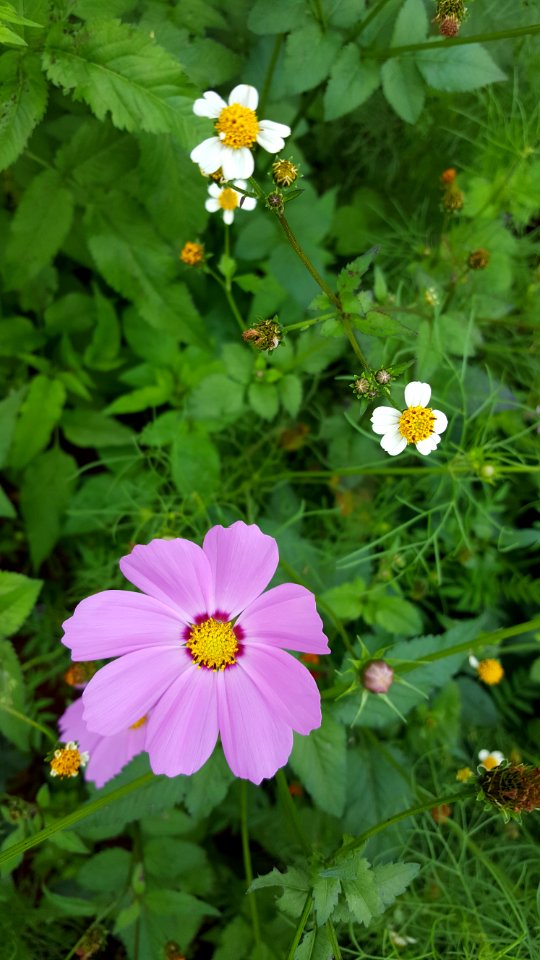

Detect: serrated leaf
250,866,310,919
283,23,341,94
0,52,47,170
415,43,506,92
248,0,306,33
352,310,409,337
170,424,220,500
0,388,23,468
342,861,381,925
381,57,425,124
295,926,333,960
0,639,29,748
104,371,174,414
0,571,42,639
8,376,66,470
324,45,380,121
248,382,279,421
0,3,43,27
312,875,340,926
0,24,26,44
5,169,74,287
20,448,77,569
391,0,428,45
373,861,420,906
289,709,347,816
183,747,233,820
43,19,196,141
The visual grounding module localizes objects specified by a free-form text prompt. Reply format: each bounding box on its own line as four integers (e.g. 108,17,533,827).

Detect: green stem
0,772,155,866
326,920,343,959
441,266,469,314
366,23,540,58
205,266,245,331
259,34,284,116
273,210,369,369
286,894,313,960
0,704,56,744
333,790,470,861
281,313,336,332
276,768,311,854
414,617,540,666
271,462,540,482
240,780,261,947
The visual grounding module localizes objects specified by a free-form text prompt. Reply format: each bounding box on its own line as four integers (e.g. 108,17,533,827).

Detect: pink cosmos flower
59,697,148,789
62,522,330,785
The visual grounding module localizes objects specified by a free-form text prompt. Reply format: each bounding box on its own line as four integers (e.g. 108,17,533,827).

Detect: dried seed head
439,14,460,36
375,369,392,385
242,318,282,352
479,763,540,817
467,248,491,270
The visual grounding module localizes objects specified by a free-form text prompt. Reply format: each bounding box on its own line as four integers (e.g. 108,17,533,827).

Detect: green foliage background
0,0,539,958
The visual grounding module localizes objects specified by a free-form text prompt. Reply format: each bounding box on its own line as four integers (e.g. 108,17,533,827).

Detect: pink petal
146,665,219,776
216,668,293,783
237,583,330,654
82,646,190,736
59,698,102,755
238,645,321,735
62,591,183,660
202,522,278,618
86,724,147,788
119,539,214,622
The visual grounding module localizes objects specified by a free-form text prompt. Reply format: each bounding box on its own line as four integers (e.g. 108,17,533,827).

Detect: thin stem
365,23,540,58
205,266,245,331
326,920,343,959
0,772,155,866
240,780,261,947
281,313,336,332
0,704,56,744
276,768,311,854
333,790,470,861
259,34,284,116
286,894,313,960
441,266,469,314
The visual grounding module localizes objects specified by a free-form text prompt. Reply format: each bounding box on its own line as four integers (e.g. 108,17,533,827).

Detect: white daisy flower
190,84,291,181
371,381,448,457
205,179,257,225
478,749,505,771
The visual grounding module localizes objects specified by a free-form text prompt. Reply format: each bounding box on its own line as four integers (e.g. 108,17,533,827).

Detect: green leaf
342,860,381,925
87,196,203,343
248,0,306,33
279,374,303,417
8,376,66,470
320,579,365,622
0,53,47,171
248,382,280,421
0,484,15,518
372,595,423,636
83,288,121,369
0,570,42,639
343,744,413,836
295,926,333,960
43,19,196,141
289,709,347,816
415,43,506,92
5,169,74,287
77,848,132,892
324,45,380,121
20,448,77,569
312,875,340,926
48,831,89,854
0,24,27,44
250,866,310,919
353,311,409,337
0,3,44,27
61,410,134,448
381,57,425,124
391,0,428,45
104,371,174,415
188,373,245,425
170,424,221,500
373,861,420,906
0,639,29,748
41,886,97,917
283,23,341,94
0,388,23,468
183,750,233,819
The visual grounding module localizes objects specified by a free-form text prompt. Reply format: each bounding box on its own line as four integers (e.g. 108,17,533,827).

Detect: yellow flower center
129,715,147,730
456,767,473,783
218,188,239,211
399,405,436,444
477,658,504,685
215,103,259,149
482,755,501,771
186,617,238,671
180,241,204,266
50,745,83,778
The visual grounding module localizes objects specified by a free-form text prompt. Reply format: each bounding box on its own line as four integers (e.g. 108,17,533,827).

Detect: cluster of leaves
1,0,539,957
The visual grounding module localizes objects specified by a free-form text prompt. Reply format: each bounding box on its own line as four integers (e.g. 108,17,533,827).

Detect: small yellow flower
271,157,299,188
49,741,89,779
456,766,474,782
477,658,504,685
179,241,205,267
478,749,505,771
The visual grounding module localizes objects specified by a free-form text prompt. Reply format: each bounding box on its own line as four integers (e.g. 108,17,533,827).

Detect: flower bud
443,185,464,212
362,660,394,694
440,167,457,184
179,241,205,266
242,318,282,352
375,369,392,385
272,158,299,188
266,191,285,213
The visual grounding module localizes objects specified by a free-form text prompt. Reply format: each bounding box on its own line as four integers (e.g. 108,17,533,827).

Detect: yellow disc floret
218,188,239,211
481,754,501,771
456,767,474,783
180,241,205,266
477,658,504,685
399,405,436,444
215,104,259,149
186,617,238,671
49,741,88,779
129,715,148,730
